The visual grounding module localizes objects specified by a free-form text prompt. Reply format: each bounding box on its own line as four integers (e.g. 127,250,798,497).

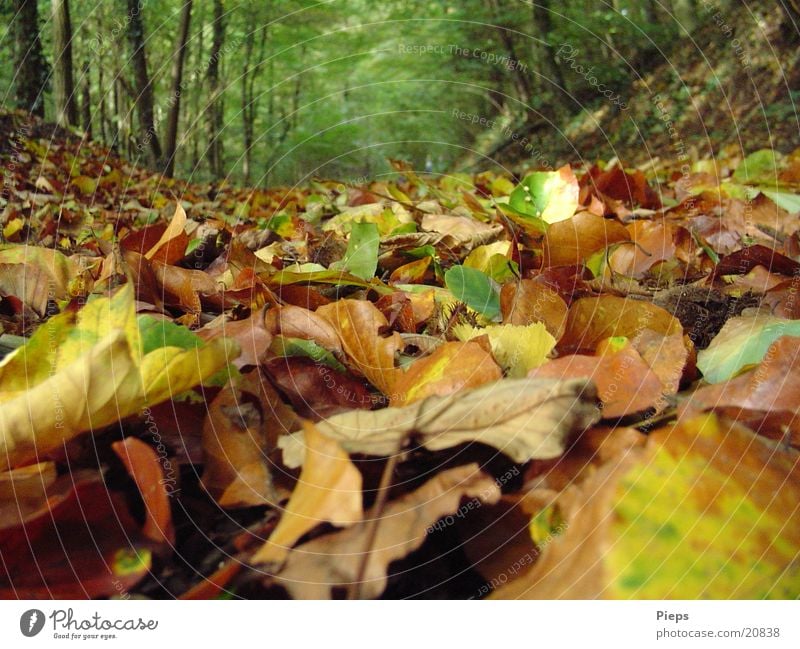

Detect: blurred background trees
0,0,795,184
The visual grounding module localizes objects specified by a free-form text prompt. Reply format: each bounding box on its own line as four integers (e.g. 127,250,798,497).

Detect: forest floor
0,105,799,599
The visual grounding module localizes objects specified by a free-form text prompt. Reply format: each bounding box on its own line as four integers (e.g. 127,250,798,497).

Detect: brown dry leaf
500,280,568,340
631,329,691,395
491,413,800,599
0,262,54,316
317,299,402,394
201,383,278,508
198,310,272,368
420,213,504,250
608,219,677,278
271,463,500,598
279,377,599,466
683,335,800,445
543,211,629,267
391,341,502,406
252,420,362,565
560,295,683,353
111,437,175,546
264,304,342,353
529,344,665,418
144,202,189,264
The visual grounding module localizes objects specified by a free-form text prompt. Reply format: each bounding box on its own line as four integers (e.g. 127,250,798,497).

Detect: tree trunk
52,0,78,127
241,26,255,185
532,0,569,114
13,0,48,117
162,0,193,177
80,60,91,137
206,0,225,179
125,0,162,167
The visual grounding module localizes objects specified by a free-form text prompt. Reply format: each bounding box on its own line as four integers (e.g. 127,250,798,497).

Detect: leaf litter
0,109,799,598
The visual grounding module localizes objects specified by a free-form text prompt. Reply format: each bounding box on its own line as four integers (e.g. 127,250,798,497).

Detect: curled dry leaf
252,420,362,565
390,341,502,406
316,299,402,394
111,437,175,546
143,202,189,264
271,463,501,599
263,304,342,353
201,382,279,509
279,377,599,466
491,413,800,599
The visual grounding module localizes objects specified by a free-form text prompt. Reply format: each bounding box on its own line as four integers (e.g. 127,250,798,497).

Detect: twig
347,440,405,600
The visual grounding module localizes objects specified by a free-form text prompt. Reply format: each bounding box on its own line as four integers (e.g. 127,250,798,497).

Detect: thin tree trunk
532,0,569,113
81,60,91,137
13,0,48,118
163,0,193,177
241,26,255,185
125,0,162,167
190,3,204,170
52,0,78,127
206,0,225,179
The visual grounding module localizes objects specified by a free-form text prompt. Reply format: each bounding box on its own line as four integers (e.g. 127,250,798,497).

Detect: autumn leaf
0,284,235,470
316,298,402,394
279,377,599,465
491,413,800,599
509,165,580,224
453,322,556,377
391,341,502,406
696,313,800,383
253,420,362,565
270,464,500,598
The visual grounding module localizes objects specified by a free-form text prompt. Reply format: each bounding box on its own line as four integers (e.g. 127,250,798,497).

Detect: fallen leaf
111,437,175,546
253,420,362,565
391,341,502,406
201,382,278,508
500,280,568,340
492,413,800,599
279,377,599,466
316,299,402,394
529,342,665,418
453,323,556,377
509,165,580,224
270,464,501,598
543,211,629,267
560,295,683,353
696,313,800,383
0,285,235,470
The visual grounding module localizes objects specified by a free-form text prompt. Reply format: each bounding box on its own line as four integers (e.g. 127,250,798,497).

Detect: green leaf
332,221,379,280
138,315,203,354
508,165,579,224
733,149,782,184
270,335,346,372
760,189,800,215
696,314,800,383
444,265,500,320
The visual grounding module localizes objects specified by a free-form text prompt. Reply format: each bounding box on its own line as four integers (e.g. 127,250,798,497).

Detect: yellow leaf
0,285,234,469
453,322,556,377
